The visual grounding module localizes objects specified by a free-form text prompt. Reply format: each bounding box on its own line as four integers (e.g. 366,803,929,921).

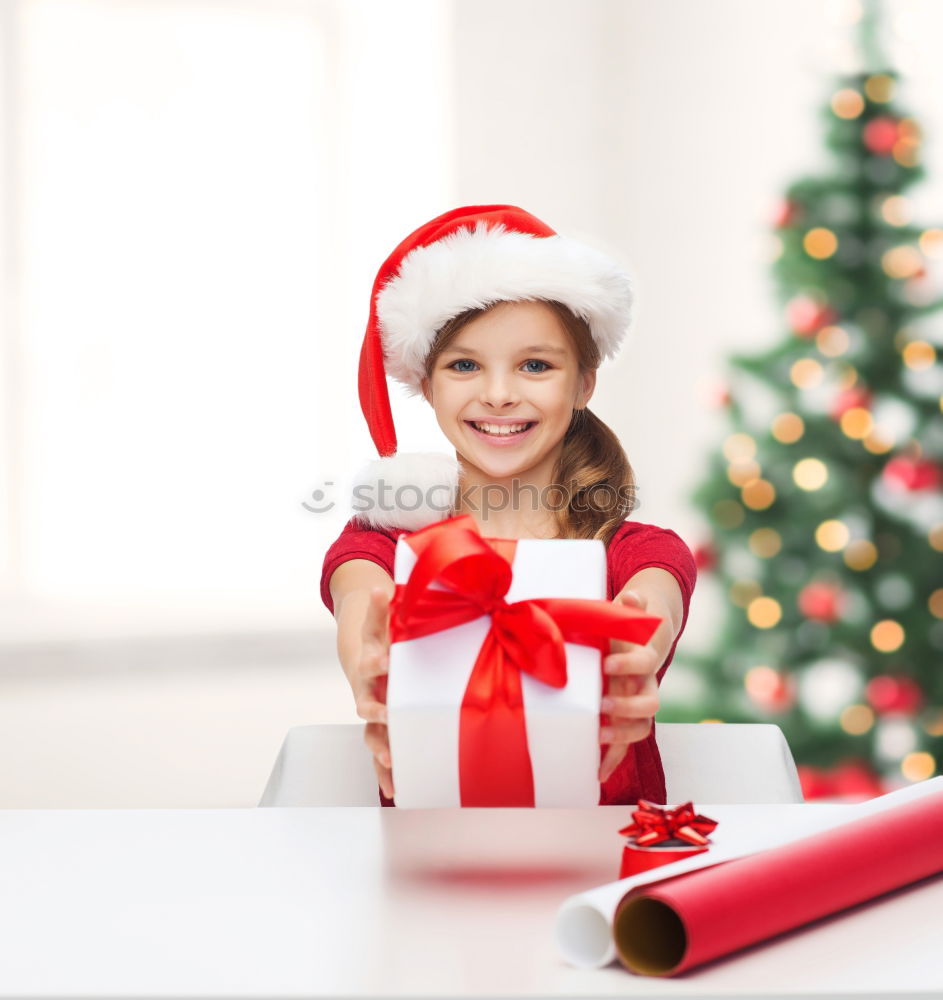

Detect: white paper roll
554,777,943,968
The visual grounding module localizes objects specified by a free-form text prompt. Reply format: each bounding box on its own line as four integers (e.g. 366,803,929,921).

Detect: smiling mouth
465,420,537,441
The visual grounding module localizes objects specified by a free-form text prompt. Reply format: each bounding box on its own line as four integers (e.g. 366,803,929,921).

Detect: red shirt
320,517,697,806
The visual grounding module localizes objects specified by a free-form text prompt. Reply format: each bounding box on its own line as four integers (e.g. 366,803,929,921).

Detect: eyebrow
441,343,568,357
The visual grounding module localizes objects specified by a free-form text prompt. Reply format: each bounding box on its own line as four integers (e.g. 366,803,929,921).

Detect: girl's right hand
355,587,394,798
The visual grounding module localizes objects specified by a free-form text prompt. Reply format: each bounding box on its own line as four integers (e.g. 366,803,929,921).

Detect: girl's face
419,300,596,483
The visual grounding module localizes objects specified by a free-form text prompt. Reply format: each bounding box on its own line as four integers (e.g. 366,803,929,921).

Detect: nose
479,371,520,409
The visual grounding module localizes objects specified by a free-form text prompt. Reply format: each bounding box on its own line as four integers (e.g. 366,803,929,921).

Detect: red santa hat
353,204,634,532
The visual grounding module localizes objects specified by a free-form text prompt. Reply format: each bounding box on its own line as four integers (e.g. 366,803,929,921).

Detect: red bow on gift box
389,514,663,807
619,800,719,847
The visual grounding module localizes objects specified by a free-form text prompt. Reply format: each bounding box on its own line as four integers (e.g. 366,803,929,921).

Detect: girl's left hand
598,589,663,784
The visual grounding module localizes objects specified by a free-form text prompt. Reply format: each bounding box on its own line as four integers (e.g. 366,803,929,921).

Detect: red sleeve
607,521,698,681
320,518,399,616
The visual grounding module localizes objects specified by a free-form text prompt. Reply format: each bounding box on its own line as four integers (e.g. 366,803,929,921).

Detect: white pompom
350,452,463,533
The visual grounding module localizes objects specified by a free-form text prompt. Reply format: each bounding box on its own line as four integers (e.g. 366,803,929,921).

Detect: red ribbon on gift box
389,514,663,807
619,800,718,847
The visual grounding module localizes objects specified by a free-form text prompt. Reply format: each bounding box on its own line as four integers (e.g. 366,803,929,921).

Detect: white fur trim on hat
350,451,463,533
376,222,633,396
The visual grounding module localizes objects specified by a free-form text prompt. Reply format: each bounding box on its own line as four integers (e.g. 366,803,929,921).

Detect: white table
0,804,939,998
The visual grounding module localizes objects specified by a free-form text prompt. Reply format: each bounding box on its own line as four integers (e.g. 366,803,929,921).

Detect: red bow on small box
619,800,718,847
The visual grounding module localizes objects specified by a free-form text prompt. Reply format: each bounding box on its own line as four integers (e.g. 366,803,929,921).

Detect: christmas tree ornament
797,581,847,623
881,455,943,492
797,657,862,721
874,717,919,761
862,115,900,156
744,665,795,712
772,198,803,228
692,542,717,572
787,296,838,337
830,386,872,419
866,675,924,716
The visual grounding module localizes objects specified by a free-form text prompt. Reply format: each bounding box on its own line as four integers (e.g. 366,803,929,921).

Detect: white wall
2,0,942,644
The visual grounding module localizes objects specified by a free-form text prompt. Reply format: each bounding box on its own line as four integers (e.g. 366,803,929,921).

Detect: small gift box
618,801,718,878
386,514,661,808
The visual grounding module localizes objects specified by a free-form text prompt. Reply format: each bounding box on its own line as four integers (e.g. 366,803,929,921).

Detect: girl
320,205,696,806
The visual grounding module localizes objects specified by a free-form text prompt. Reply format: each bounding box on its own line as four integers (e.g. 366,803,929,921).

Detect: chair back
259,721,803,806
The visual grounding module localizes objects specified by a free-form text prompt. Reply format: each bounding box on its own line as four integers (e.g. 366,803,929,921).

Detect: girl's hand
355,587,394,798
599,589,662,784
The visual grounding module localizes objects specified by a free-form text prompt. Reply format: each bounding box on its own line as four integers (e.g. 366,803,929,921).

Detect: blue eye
445,359,551,373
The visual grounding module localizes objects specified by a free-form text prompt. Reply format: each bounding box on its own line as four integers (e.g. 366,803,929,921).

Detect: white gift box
387,534,606,808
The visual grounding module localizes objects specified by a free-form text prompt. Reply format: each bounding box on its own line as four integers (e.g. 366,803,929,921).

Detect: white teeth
471,422,532,436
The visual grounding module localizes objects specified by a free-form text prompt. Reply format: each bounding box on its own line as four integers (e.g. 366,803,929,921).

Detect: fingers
355,693,388,724
599,717,653,746
600,691,659,721
373,756,395,799
603,645,660,678
359,589,391,690
599,741,627,783
365,722,394,798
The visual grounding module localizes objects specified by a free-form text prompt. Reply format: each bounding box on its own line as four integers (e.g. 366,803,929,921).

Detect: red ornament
786,296,838,337
747,669,796,713
798,760,885,801
693,543,717,572
882,456,943,493
773,198,802,229
863,116,900,156
830,387,872,421
797,581,846,623
865,675,924,716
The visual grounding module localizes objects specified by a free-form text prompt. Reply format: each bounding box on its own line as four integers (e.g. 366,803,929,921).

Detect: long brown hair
424,300,638,546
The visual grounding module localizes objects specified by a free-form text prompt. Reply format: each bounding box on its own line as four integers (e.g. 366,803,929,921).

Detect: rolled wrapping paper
555,775,943,969
614,785,943,976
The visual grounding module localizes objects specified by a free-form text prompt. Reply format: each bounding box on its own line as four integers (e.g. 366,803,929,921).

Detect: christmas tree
672,1,943,798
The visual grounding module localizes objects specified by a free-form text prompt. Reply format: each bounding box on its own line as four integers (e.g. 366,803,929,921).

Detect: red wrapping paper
614,787,943,976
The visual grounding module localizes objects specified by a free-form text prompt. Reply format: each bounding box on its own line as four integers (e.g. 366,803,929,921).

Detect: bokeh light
747,596,783,628
870,619,905,653
742,479,776,510
749,527,782,558
816,325,850,357
728,460,761,487
831,89,864,119
864,74,894,103
840,407,873,439
882,245,923,279
723,433,757,463
839,704,875,735
790,358,825,388
793,458,828,490
712,499,745,528
816,519,849,551
928,589,943,619
902,340,936,370
730,579,762,607
919,228,943,258
844,539,878,570
880,195,910,225
771,412,805,443
804,227,839,259
901,752,935,782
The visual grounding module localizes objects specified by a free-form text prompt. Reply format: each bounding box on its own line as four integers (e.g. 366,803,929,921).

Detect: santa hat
352,204,634,532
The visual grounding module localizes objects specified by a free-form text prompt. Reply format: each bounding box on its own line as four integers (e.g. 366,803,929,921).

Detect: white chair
258,722,803,806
